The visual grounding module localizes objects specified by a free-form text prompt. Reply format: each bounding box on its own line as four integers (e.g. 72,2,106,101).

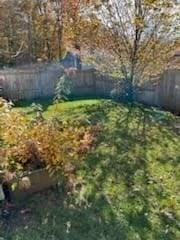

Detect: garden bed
0,98,100,202
9,169,58,201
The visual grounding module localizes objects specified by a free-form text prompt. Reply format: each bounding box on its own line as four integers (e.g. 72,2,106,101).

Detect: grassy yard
1,99,180,240
14,98,102,118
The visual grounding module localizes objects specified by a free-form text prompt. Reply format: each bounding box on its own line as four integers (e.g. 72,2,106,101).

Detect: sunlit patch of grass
43,99,102,118
14,98,102,119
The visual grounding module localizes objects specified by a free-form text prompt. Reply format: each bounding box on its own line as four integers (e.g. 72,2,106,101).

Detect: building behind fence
0,62,180,112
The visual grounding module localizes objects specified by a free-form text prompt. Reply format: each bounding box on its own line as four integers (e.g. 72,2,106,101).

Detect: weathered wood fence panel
0,64,118,100
137,69,180,112
0,63,64,100
159,70,180,112
71,70,117,97
0,63,179,112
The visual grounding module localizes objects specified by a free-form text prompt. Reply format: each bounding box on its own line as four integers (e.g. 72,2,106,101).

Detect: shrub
0,98,98,181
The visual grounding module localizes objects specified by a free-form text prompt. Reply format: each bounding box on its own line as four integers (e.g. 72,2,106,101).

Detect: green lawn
14,98,102,118
1,99,180,240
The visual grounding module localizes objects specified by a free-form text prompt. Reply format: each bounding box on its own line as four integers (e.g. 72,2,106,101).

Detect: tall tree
88,0,179,101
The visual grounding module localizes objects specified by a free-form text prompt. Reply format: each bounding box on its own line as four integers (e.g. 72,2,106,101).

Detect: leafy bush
0,98,98,180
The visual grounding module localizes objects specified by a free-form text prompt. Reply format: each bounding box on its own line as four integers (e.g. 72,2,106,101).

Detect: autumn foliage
0,0,98,65
0,98,98,179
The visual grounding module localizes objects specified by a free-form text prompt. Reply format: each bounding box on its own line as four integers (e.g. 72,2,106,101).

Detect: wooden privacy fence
0,63,118,100
0,63,64,100
137,69,180,113
0,63,179,112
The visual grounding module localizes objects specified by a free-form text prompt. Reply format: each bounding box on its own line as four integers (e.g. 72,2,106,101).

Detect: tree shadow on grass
75,103,180,240
2,102,180,240
14,98,53,112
